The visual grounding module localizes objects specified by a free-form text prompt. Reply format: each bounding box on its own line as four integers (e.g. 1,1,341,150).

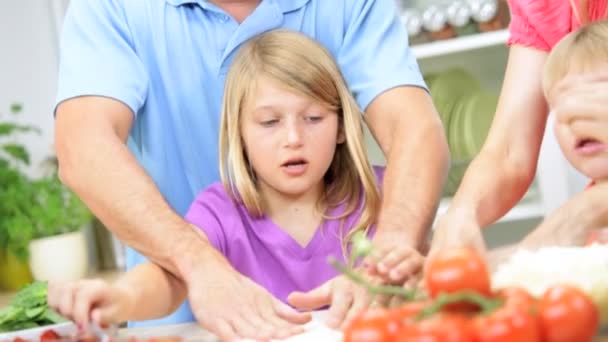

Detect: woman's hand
47,279,134,328
427,212,487,265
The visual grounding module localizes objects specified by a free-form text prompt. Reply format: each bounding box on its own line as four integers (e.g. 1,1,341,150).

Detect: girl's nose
285,121,304,148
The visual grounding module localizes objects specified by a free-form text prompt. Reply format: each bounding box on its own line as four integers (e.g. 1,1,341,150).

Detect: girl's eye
260,119,279,127
305,115,323,123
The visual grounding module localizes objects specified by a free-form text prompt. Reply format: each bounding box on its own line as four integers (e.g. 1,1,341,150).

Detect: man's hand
287,274,371,330
185,254,311,341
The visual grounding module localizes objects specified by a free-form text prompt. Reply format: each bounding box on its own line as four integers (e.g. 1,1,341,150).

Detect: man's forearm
55,99,213,278
379,118,448,246
366,87,449,248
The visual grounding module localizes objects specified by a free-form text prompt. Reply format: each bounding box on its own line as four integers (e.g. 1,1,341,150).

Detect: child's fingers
72,280,112,328
389,256,423,283
377,248,414,275
57,283,78,319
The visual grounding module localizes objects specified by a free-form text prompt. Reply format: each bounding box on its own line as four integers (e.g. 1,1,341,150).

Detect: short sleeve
337,0,427,111
56,0,148,115
507,0,571,51
184,184,229,254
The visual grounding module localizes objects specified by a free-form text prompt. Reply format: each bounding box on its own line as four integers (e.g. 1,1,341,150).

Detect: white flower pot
28,230,89,282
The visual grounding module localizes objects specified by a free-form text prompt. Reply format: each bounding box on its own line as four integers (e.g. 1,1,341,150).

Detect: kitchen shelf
411,29,510,59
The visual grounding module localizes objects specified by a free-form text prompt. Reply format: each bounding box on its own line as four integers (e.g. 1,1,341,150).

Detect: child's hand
47,279,134,329
365,245,424,288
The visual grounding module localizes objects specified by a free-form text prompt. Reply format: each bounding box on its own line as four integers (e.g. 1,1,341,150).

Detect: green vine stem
329,257,418,301
416,291,503,320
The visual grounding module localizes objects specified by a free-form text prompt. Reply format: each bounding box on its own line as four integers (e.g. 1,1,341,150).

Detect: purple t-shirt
185,167,384,304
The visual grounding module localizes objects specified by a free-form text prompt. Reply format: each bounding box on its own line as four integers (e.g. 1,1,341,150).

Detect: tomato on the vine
539,284,599,342
343,308,397,342
472,302,541,342
498,287,537,312
425,248,491,311
396,313,474,342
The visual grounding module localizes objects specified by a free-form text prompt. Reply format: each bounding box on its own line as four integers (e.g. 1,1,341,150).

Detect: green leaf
4,321,39,330
11,281,48,308
2,144,30,165
42,308,67,324
25,306,45,319
0,306,23,325
10,103,22,114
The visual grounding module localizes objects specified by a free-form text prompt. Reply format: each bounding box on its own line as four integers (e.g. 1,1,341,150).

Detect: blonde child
48,30,422,340
543,20,608,187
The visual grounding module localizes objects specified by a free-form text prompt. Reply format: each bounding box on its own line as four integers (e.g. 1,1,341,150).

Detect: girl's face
240,77,345,199
554,119,608,182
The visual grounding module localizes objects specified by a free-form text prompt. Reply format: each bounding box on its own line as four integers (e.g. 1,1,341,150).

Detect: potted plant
0,103,38,290
25,168,94,282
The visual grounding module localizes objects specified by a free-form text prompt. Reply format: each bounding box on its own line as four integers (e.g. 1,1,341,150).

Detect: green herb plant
0,104,93,262
0,103,39,262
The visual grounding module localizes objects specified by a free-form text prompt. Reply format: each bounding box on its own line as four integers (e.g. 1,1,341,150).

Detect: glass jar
446,1,477,36
422,4,456,41
402,9,428,45
469,0,509,32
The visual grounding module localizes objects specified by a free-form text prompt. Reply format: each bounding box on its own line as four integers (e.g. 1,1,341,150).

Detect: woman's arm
430,45,549,253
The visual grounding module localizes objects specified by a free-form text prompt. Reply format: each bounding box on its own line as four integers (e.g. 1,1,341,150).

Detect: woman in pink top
430,0,608,263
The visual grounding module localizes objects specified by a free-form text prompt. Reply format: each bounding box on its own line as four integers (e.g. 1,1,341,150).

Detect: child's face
551,98,608,183
240,77,344,198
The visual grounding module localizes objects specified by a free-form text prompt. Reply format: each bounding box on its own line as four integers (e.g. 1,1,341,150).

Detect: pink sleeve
506,0,571,51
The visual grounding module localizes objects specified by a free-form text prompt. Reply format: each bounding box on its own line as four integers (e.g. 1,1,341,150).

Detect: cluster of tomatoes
344,248,600,342
10,329,181,342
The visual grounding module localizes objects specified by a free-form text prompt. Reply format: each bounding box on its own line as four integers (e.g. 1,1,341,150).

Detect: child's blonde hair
543,20,608,98
219,30,380,250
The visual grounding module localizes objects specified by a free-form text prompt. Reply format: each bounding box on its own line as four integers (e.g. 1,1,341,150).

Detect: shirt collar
165,0,310,13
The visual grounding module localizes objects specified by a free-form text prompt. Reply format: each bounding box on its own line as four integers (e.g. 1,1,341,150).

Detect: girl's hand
549,69,608,144
287,274,372,330
365,245,424,288
47,279,134,329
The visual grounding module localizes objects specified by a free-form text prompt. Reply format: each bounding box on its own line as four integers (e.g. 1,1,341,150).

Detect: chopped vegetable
0,281,67,333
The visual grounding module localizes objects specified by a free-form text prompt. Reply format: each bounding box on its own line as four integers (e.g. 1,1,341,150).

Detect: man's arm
55,96,217,278
365,86,449,248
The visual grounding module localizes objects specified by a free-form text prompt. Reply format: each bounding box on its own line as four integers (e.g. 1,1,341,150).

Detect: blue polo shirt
57,0,426,326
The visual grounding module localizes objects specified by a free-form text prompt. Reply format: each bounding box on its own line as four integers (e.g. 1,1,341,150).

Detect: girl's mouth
575,138,607,156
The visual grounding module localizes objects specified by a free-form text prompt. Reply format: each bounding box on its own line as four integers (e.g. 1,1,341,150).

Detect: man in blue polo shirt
54,0,448,340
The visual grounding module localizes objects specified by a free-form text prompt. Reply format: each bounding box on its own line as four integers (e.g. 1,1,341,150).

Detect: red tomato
425,248,491,312
472,305,541,342
539,284,599,342
498,287,538,312
396,313,474,342
343,309,397,342
388,301,429,326
40,329,61,342
12,338,27,342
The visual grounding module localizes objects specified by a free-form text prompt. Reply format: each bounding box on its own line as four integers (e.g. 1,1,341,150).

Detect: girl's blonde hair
570,0,608,25
219,30,381,250
543,20,608,97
